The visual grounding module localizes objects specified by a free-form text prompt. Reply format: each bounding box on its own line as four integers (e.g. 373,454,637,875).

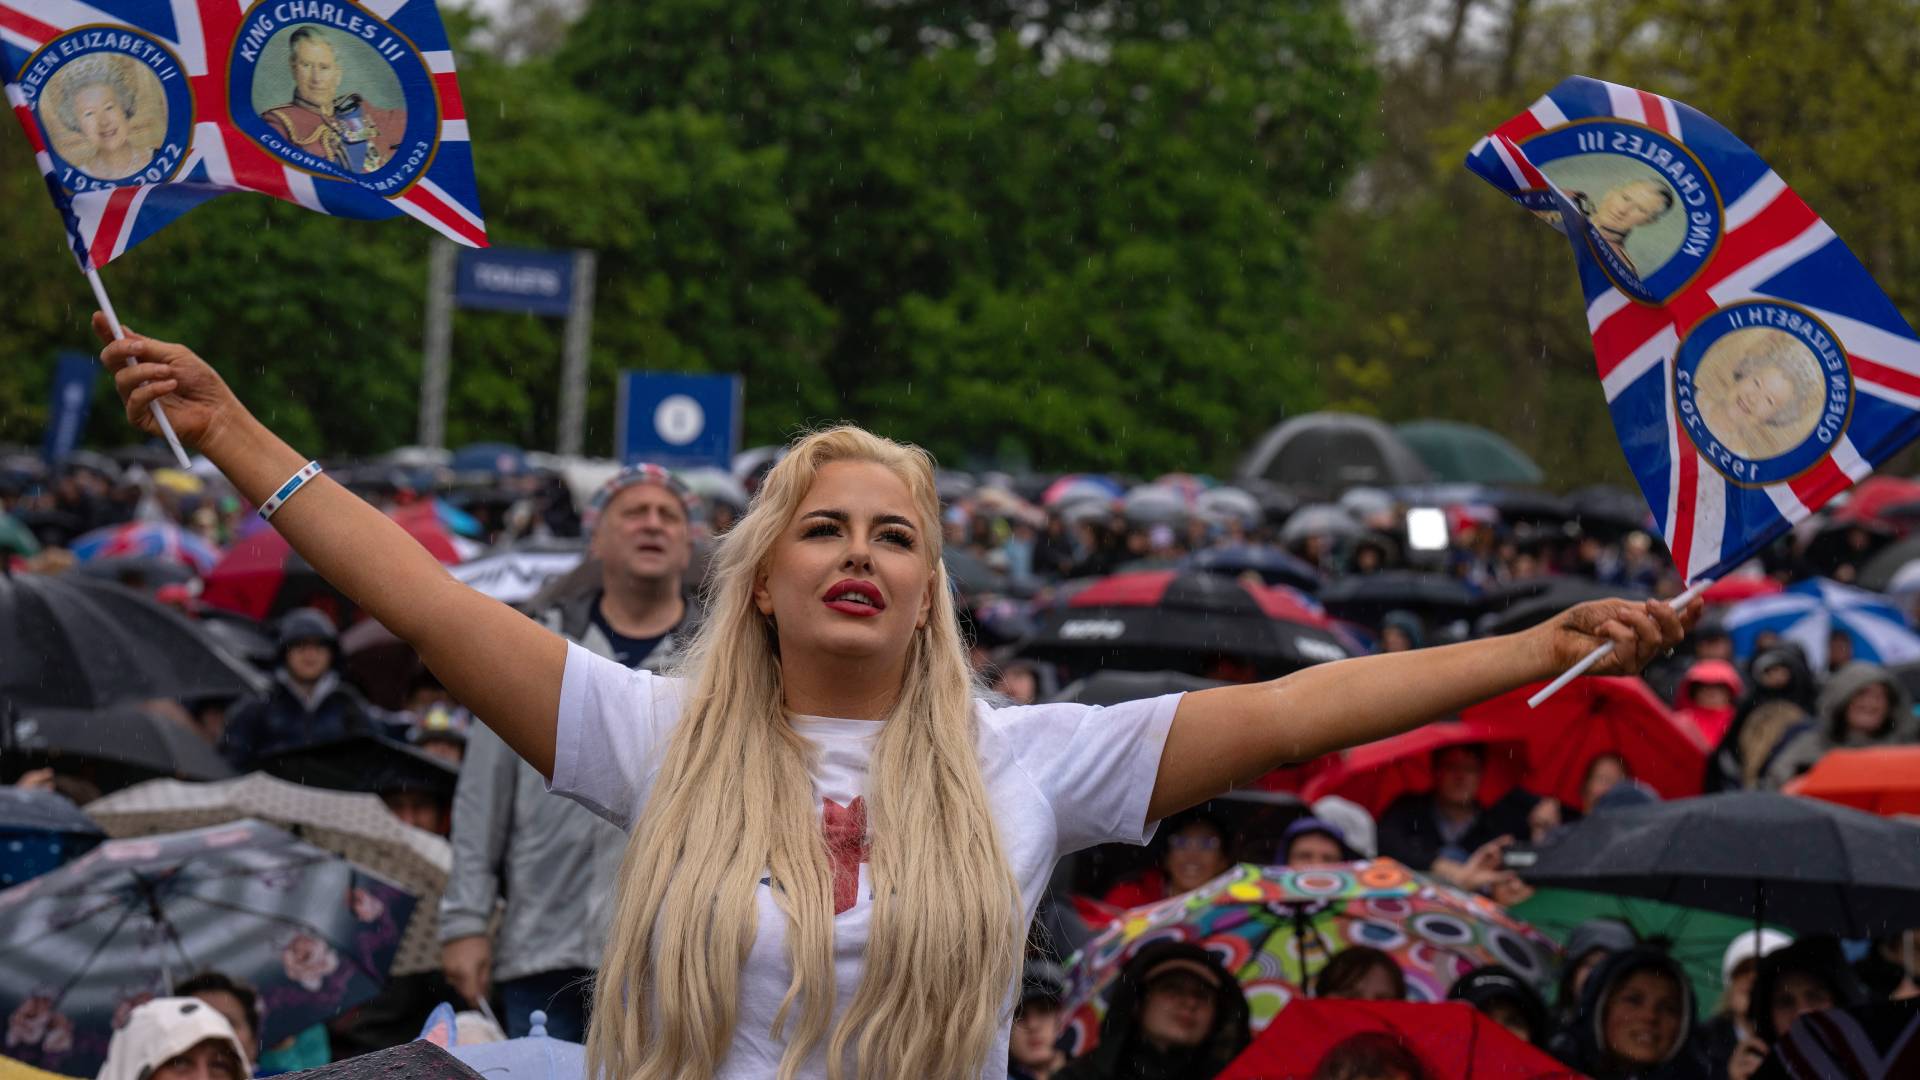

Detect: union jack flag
1468,76,1920,584
3,0,486,270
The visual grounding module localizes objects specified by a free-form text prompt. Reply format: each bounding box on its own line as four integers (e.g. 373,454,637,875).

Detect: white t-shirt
548,642,1181,1079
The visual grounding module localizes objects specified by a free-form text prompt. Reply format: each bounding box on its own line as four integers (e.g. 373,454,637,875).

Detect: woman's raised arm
1145,598,1695,823
97,315,567,777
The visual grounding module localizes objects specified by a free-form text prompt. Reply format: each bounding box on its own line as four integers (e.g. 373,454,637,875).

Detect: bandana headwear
584,462,698,530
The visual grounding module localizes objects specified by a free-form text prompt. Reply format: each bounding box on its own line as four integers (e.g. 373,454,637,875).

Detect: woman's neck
781,648,907,720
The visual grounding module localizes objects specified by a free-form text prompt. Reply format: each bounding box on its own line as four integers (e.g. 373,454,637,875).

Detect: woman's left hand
1529,597,1698,677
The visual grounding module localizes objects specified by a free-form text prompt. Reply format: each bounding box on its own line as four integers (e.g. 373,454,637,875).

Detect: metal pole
418,239,456,449
557,249,598,457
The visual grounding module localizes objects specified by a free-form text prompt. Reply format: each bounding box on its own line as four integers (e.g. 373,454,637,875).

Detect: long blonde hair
587,425,1022,1080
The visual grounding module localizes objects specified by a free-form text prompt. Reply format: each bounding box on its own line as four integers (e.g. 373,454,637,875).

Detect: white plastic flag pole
1526,578,1713,708
86,266,191,469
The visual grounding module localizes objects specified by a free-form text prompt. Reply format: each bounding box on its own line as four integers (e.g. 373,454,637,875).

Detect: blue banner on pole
42,352,95,463
615,372,743,469
454,248,577,316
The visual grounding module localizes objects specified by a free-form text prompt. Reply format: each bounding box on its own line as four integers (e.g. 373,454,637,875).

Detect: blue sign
454,248,576,316
615,371,742,469
43,352,96,463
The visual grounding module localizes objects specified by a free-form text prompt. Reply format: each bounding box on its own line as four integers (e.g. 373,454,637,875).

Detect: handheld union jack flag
1468,76,1920,585
2,0,488,270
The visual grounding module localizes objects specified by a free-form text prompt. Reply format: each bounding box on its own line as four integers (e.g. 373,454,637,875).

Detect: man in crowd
221,608,376,770
1375,743,1533,892
1057,942,1251,1080
440,464,698,1039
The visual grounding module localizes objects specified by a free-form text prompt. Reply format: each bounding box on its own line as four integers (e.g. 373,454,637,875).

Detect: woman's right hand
93,312,242,450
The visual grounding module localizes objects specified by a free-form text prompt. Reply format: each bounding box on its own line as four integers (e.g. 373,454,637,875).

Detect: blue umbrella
0,788,103,889
1724,578,1920,670
0,820,415,1075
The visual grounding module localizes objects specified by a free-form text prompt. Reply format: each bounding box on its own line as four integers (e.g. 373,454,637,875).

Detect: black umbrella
0,572,266,708
1237,412,1431,495
1516,792,1920,938
1184,545,1323,593
1019,570,1354,679
1049,670,1227,706
73,555,199,589
1319,571,1484,627
1567,485,1654,539
1476,576,1650,636
6,703,236,789
259,734,458,802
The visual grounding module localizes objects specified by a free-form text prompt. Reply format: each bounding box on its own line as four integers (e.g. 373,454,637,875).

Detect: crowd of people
5,437,1920,1080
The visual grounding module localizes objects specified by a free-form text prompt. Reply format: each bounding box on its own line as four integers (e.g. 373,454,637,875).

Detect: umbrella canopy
1121,485,1189,526
8,704,237,791
1050,670,1228,707
1755,998,1920,1080
73,557,199,591
0,789,103,890
448,442,529,478
1462,677,1706,809
1517,792,1920,937
1217,999,1577,1080
0,820,416,1075
70,523,220,577
203,504,460,622
1059,860,1558,1051
0,515,40,558
1833,476,1920,528
1184,545,1323,593
1859,534,1920,592
1566,485,1653,538
284,1039,485,1080
1724,578,1920,670
448,540,585,604
1042,474,1125,509
1238,412,1431,494
1279,504,1365,547
258,735,459,804
1510,887,1789,1014
1196,487,1262,528
86,773,452,977
1319,571,1484,627
1703,574,1784,605
676,466,749,514
0,574,266,709
1020,571,1355,680
1784,746,1920,817
943,548,1012,599
1300,723,1530,818
1396,420,1546,487
1476,576,1651,636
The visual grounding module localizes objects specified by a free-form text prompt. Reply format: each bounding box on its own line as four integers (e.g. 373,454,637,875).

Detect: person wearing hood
1675,661,1744,747
1449,964,1552,1047
1554,919,1639,1033
1762,661,1918,790
97,998,251,1080
1379,610,1424,654
1704,645,1817,793
1698,929,1791,1080
1056,942,1251,1080
1552,946,1708,1079
220,607,379,770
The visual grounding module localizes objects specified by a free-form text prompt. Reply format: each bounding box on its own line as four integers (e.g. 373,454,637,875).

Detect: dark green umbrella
1510,887,1788,1011
0,514,38,558
1396,420,1546,486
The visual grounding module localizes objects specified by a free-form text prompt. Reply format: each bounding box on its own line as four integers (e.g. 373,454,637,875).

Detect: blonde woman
94,318,1692,1080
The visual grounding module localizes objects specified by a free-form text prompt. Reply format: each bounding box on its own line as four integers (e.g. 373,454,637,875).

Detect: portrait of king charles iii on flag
257,24,406,175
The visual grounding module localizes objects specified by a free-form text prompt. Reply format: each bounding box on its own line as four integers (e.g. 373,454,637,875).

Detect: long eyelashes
801,522,916,549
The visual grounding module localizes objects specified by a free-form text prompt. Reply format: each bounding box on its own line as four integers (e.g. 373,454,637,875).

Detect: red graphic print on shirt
823,797,870,915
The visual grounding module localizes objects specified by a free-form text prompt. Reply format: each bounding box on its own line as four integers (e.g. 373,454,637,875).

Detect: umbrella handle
1528,579,1710,708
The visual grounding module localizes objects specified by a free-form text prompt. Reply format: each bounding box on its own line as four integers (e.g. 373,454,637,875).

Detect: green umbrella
0,513,39,558
1510,887,1788,1013
1396,420,1545,486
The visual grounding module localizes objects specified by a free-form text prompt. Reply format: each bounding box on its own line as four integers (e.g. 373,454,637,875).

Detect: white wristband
259,461,323,521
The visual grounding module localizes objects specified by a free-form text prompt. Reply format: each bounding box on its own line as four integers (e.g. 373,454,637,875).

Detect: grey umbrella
1122,485,1189,526
1238,412,1431,495
1279,504,1365,547
0,572,265,709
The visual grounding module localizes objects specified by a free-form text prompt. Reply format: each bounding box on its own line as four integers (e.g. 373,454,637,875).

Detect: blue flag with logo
1467,76,1920,585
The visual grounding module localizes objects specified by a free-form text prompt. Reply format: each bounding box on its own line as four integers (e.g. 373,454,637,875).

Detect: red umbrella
1703,574,1783,605
203,503,461,622
1299,723,1529,818
1217,999,1577,1080
1784,746,1920,816
1834,476,1920,527
1462,678,1706,810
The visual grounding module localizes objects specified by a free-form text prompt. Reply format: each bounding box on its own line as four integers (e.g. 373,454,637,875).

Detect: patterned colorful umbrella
0,820,415,1076
1059,860,1559,1055
70,524,221,577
